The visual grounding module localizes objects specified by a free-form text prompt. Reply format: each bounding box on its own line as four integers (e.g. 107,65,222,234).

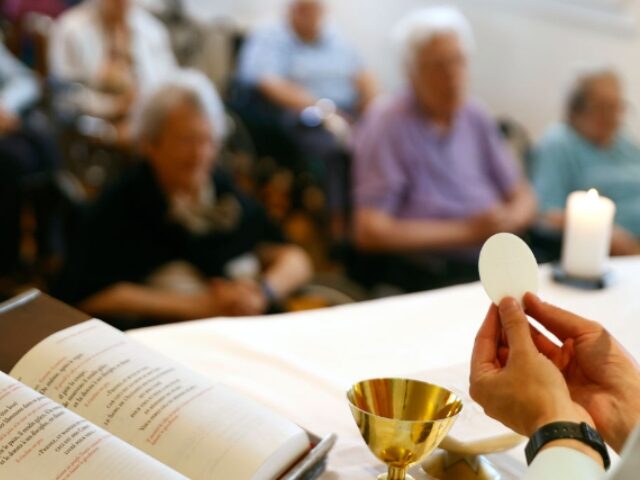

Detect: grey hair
565,65,621,119
393,6,475,71
133,69,227,145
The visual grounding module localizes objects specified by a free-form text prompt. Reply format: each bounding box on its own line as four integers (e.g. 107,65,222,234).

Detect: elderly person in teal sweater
533,67,640,255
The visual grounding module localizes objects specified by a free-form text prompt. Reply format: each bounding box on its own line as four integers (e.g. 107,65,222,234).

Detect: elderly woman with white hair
533,66,640,256
351,6,537,292
52,73,313,326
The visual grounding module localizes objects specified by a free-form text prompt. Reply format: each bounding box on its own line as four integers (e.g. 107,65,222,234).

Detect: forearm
505,182,538,231
79,283,207,321
355,70,378,113
0,75,40,114
541,209,640,256
258,77,317,112
260,245,313,299
355,211,477,252
539,210,565,229
72,88,131,119
0,44,40,114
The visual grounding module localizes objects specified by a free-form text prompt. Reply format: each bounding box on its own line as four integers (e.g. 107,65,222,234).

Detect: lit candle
562,189,616,279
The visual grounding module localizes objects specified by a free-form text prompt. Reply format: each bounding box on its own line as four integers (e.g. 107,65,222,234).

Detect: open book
0,293,334,480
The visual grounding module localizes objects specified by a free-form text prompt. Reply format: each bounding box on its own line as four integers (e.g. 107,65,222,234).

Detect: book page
10,320,310,480
0,372,185,479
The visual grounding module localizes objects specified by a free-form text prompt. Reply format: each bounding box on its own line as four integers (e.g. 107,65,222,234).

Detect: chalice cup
347,378,463,480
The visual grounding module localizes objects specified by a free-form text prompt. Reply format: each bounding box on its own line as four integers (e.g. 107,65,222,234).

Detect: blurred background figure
52,72,312,327
237,0,376,116
351,7,537,293
0,0,68,73
0,40,62,291
48,0,178,144
533,67,640,256
1,0,66,22
232,0,378,239
2,0,638,308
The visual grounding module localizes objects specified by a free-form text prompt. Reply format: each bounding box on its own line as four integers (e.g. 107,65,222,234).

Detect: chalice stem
387,465,408,480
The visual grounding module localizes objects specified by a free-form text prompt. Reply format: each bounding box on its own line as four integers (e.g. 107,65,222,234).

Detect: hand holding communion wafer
474,233,640,454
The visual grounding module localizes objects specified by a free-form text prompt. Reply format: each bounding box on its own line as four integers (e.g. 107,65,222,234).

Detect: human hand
523,293,640,452
114,118,133,147
468,206,522,242
470,297,594,438
204,278,268,317
336,109,355,124
111,87,136,119
610,226,640,256
230,278,270,316
323,111,352,145
98,57,134,92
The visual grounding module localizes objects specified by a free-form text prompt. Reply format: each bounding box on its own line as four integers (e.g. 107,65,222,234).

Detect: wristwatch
259,279,278,307
525,421,610,470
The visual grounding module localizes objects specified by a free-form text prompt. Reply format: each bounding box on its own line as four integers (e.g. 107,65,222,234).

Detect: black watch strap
525,422,610,470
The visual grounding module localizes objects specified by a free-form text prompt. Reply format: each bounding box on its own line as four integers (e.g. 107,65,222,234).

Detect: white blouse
48,1,177,117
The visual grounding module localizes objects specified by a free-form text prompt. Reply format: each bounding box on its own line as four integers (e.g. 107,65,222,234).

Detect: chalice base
377,474,415,480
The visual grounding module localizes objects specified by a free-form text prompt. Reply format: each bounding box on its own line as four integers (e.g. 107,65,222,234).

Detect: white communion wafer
478,233,540,306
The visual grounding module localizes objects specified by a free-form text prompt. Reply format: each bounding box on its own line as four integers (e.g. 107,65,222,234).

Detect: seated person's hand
523,293,640,452
470,297,594,438
110,88,137,120
469,205,524,242
610,226,640,256
205,278,268,317
0,107,20,135
114,118,133,147
98,58,135,94
336,109,355,124
231,278,270,316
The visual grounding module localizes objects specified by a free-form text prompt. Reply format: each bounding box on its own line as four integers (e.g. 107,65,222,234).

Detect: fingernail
522,292,534,309
499,297,519,314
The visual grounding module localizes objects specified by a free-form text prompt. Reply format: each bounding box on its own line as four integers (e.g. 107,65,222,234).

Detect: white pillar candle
561,189,616,279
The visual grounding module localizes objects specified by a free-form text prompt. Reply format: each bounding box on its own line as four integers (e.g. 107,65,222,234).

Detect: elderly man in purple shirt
351,7,537,291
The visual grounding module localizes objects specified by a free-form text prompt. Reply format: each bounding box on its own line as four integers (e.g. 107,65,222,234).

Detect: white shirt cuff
523,446,604,480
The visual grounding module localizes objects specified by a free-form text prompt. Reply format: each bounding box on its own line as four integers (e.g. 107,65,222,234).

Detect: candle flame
587,188,599,200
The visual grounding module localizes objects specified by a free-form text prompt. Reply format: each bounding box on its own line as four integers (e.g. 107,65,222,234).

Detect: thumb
499,297,535,355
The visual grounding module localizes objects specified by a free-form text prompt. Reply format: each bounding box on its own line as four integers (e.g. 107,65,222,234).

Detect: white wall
182,0,640,139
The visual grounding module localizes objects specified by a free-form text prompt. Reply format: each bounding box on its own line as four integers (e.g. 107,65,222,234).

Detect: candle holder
552,264,615,290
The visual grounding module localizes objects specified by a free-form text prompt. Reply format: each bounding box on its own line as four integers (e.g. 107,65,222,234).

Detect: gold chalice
347,378,463,480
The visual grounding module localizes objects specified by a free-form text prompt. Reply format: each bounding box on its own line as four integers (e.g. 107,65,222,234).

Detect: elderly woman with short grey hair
53,72,313,325
351,6,537,292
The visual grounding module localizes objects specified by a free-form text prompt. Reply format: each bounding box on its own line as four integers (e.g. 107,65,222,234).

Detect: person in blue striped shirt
237,0,377,117
234,0,378,228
